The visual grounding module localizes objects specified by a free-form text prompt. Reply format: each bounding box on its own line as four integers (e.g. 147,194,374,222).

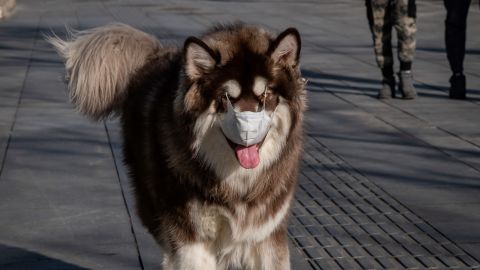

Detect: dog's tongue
235,144,260,169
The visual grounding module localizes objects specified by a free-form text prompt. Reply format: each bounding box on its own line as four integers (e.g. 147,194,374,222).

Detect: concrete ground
0,0,479,269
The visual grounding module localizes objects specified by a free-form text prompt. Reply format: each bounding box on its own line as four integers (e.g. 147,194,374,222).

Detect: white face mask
220,92,274,147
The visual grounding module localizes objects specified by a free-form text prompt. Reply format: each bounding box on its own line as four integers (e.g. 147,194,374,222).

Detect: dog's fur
49,22,306,270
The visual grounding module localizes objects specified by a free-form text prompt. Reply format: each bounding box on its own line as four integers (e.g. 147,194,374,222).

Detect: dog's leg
162,254,174,270
253,228,290,270
163,242,217,270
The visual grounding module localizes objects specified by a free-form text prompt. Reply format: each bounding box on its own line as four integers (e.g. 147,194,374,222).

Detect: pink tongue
235,144,260,169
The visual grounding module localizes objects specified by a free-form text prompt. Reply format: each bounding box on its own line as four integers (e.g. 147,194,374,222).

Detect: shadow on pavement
0,243,88,270
417,47,480,55
302,69,480,100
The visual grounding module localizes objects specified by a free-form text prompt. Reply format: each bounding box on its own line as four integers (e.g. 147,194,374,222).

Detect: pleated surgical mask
220,91,274,147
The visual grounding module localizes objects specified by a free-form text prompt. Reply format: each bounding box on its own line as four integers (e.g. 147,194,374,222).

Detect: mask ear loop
224,92,233,114
225,91,231,103
261,85,268,112
225,91,235,108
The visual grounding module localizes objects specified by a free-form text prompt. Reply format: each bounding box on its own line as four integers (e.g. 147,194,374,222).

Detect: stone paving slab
0,0,479,269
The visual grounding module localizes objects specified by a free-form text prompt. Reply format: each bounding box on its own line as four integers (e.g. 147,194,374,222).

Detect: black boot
449,73,466,99
378,76,396,99
398,70,417,99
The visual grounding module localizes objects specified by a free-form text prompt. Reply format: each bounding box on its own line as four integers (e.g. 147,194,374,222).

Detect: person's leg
366,0,395,98
394,0,417,99
444,0,471,99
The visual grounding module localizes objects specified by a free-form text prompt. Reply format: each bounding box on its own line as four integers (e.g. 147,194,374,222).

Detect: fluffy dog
49,22,306,270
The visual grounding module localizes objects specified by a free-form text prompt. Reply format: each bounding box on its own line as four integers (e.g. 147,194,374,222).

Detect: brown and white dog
49,22,306,270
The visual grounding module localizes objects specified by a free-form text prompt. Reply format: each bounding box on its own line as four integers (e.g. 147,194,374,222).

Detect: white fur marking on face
223,80,241,98
253,76,268,96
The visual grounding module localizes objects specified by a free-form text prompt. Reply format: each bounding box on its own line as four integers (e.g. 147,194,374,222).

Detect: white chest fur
189,195,291,247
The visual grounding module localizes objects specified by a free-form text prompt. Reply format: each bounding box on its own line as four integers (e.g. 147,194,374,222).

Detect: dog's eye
267,84,277,93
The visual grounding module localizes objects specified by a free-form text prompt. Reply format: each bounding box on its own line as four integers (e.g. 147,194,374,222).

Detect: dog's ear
270,28,301,67
184,37,218,80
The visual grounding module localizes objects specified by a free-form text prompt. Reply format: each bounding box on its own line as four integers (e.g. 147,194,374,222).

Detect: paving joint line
104,123,145,270
67,4,148,269
0,15,41,179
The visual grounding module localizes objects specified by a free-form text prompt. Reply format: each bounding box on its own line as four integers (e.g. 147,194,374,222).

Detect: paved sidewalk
1,0,479,269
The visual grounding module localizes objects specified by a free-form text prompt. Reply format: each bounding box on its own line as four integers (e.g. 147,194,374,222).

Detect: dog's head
177,24,305,184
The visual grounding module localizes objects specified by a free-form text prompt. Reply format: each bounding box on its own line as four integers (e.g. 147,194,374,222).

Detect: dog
49,22,306,270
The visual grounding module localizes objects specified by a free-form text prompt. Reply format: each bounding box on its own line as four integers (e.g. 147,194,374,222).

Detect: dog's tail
47,23,162,120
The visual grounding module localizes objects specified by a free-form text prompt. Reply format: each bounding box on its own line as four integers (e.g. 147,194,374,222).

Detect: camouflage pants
366,0,417,69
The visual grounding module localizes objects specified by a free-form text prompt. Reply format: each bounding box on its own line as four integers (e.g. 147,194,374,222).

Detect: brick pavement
289,134,480,269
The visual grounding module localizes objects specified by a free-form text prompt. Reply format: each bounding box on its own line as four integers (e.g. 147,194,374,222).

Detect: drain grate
288,135,480,269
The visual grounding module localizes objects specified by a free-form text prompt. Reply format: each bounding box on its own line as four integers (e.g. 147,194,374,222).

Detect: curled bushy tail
47,23,162,120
